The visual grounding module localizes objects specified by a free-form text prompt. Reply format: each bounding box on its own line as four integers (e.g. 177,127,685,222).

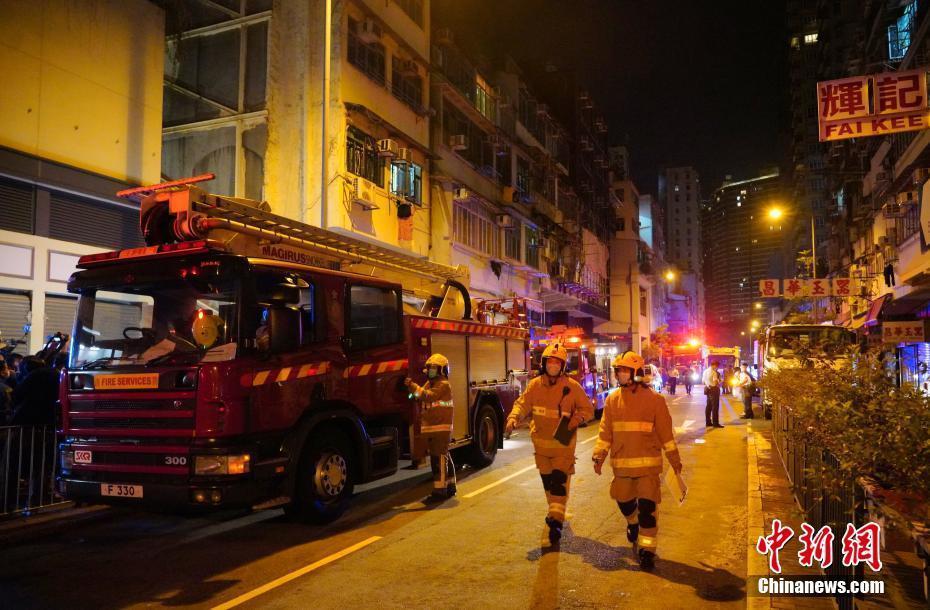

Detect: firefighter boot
545,516,563,544
638,548,656,571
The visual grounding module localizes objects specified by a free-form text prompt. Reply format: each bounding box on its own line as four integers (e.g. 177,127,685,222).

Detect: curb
0,504,116,546
747,422,771,609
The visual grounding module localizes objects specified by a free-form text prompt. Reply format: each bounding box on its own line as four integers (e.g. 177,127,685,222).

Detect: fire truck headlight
194,454,251,475
194,455,227,475
227,454,250,475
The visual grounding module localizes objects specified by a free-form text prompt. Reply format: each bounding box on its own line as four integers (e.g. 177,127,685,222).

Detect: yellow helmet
612,350,645,371
424,353,450,376
541,343,568,363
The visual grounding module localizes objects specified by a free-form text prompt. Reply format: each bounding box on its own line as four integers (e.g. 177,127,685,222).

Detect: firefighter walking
592,350,683,570
406,354,457,501
505,343,593,544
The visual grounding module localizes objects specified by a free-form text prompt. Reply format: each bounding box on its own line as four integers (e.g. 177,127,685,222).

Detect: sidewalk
746,417,833,610
746,413,925,610
0,503,114,546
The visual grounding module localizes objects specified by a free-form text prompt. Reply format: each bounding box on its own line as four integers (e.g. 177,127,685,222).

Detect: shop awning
880,286,930,318
863,294,891,327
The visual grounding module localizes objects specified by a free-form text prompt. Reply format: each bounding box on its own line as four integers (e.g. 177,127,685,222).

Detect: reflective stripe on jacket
410,379,453,434
508,375,593,449
593,384,682,477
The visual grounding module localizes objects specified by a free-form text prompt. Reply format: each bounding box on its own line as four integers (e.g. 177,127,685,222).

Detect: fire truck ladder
122,175,466,284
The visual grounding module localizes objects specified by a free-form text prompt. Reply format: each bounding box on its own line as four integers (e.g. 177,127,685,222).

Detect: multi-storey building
703,171,788,346
163,0,435,261
0,0,164,352
658,166,704,339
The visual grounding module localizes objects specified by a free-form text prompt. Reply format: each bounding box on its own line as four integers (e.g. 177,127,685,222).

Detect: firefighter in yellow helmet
406,353,456,501
505,343,594,544
592,350,682,571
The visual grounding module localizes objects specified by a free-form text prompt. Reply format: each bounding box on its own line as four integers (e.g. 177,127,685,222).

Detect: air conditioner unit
449,134,468,150
377,139,399,158
396,59,418,76
453,187,470,200
485,134,503,146
435,27,454,46
356,18,382,44
497,213,516,229
352,177,379,211
395,148,413,165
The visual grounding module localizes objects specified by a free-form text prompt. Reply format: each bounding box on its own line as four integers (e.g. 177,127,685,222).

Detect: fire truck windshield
69,273,239,369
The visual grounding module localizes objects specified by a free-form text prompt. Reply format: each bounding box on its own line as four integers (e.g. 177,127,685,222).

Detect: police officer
406,354,456,501
505,343,593,544
593,350,682,570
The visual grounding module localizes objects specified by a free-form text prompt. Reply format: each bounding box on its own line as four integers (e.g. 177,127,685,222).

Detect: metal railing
772,406,860,610
1,426,65,517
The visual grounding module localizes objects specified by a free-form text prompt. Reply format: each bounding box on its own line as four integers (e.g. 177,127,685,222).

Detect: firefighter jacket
508,375,593,450
409,378,454,435
593,384,682,477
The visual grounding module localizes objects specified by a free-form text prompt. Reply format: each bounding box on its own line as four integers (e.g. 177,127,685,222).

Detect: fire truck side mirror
268,306,300,354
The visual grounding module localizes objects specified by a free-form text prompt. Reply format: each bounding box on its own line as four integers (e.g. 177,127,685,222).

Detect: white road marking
462,465,537,499
674,419,695,435
210,536,382,610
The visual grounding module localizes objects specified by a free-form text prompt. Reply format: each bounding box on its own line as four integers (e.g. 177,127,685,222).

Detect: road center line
210,536,382,610
462,464,537,498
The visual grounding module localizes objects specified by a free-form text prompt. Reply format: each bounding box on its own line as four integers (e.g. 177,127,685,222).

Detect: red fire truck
57,176,529,521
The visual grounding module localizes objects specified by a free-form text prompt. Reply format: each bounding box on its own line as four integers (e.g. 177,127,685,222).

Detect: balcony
432,45,497,132
541,260,609,318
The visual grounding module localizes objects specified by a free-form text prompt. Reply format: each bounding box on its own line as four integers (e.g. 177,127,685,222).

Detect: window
639,286,647,312
255,271,318,347
347,17,385,85
392,57,422,110
393,0,423,26
453,199,500,256
504,220,522,261
347,126,384,186
525,226,540,268
391,161,422,204
348,284,401,350
804,33,818,44
162,12,269,199
516,157,530,193
790,36,800,49
889,1,916,60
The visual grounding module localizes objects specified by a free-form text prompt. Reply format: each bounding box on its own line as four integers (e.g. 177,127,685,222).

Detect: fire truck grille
69,399,195,411
69,418,195,430
81,452,182,467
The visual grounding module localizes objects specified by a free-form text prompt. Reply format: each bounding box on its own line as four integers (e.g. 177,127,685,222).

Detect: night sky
436,0,790,196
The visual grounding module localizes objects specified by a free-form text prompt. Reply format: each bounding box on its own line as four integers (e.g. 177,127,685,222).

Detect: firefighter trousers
425,432,455,492
534,446,576,524
611,475,661,553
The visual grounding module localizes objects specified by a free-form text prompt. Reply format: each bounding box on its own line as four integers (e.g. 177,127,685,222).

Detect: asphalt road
0,388,755,609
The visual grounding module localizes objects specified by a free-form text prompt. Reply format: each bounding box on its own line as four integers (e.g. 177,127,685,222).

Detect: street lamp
664,269,676,282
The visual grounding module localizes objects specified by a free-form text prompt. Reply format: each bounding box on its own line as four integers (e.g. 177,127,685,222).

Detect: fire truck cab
57,177,529,521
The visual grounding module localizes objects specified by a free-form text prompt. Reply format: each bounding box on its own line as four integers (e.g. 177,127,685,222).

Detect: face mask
427,367,439,379
545,361,563,377
617,370,632,385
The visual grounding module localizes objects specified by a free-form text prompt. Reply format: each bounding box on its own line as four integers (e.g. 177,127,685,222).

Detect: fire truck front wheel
288,430,355,523
466,404,500,468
